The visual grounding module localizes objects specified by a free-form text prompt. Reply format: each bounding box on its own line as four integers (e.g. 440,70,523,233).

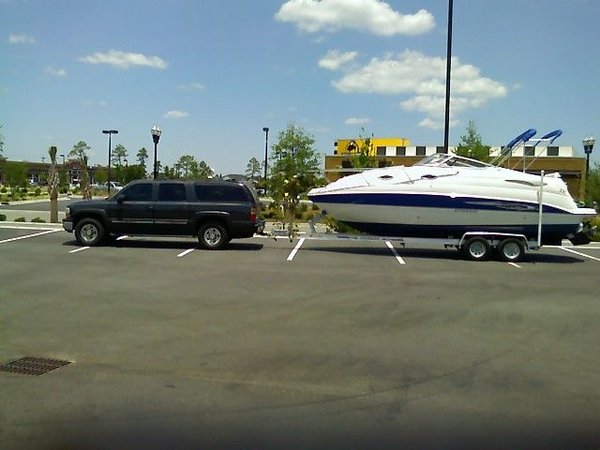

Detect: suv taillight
250,206,257,222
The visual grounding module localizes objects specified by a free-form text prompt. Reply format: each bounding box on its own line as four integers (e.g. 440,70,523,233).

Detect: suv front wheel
74,218,105,246
198,223,228,250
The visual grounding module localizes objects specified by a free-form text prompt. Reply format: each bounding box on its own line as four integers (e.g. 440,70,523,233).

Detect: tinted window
159,183,187,202
416,146,426,156
547,146,559,156
376,146,386,156
122,183,153,201
194,184,249,202
396,146,406,156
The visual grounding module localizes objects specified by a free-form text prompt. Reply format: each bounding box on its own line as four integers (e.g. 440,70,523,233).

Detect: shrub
34,187,42,196
0,214,6,221
31,217,46,223
14,217,26,222
0,187,6,193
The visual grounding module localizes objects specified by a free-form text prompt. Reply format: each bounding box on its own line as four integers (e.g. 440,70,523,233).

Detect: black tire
497,238,524,262
198,223,228,250
74,218,105,246
462,237,491,261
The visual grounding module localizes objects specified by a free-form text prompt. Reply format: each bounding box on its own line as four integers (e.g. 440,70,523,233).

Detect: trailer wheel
462,237,491,261
497,238,524,262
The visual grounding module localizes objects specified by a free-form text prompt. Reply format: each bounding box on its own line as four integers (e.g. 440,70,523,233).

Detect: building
325,138,587,200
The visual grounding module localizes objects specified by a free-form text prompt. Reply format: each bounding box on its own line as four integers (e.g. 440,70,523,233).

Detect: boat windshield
414,153,491,168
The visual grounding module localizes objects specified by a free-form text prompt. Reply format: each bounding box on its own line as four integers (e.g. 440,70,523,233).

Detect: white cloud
418,117,460,130
178,82,205,91
8,33,36,44
79,50,167,70
44,66,66,77
275,0,435,36
330,50,507,127
318,50,358,70
84,100,107,107
164,110,189,119
345,117,371,126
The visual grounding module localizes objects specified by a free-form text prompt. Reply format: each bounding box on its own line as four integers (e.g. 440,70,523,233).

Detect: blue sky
2,0,599,174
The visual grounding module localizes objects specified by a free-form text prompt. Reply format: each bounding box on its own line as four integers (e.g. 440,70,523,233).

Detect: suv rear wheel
198,223,228,250
74,218,105,246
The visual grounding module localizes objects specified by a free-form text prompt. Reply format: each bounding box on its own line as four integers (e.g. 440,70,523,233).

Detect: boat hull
309,192,595,245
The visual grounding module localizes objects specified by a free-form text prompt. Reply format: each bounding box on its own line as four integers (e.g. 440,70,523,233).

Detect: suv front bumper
62,220,73,232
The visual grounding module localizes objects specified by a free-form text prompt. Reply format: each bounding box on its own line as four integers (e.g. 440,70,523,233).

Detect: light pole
102,129,118,195
262,127,269,181
443,0,454,153
151,125,162,180
583,137,595,179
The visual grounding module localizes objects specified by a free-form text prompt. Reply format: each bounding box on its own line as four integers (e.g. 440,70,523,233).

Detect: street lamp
102,129,118,195
262,127,269,181
151,125,162,180
583,137,595,179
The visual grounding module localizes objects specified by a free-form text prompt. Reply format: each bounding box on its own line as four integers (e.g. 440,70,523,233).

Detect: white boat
308,153,596,246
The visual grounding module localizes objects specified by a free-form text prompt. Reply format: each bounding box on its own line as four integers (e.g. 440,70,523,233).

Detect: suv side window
122,183,153,201
158,183,187,202
194,184,249,202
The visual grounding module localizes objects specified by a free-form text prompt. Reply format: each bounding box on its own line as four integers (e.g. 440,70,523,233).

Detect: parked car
91,181,123,192
63,179,265,249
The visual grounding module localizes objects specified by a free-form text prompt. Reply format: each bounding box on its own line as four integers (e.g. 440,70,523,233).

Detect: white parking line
0,229,60,244
69,246,90,253
560,246,600,262
287,237,305,261
177,248,195,258
508,262,522,268
385,241,406,265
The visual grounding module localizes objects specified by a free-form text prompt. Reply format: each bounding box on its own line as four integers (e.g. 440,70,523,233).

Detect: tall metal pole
102,129,118,195
443,0,454,153
151,125,162,180
263,127,269,181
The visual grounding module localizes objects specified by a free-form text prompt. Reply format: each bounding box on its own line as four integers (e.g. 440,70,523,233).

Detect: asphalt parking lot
1,223,600,449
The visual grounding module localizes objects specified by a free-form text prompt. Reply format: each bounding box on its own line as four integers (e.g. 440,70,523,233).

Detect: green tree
585,162,600,207
245,157,262,181
176,154,197,178
455,120,491,162
137,147,149,167
94,168,108,184
122,164,146,183
268,123,323,229
112,144,128,167
0,124,5,160
349,128,378,169
69,141,92,199
4,161,28,190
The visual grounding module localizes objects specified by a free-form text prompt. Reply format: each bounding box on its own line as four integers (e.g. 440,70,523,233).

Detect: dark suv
63,179,264,249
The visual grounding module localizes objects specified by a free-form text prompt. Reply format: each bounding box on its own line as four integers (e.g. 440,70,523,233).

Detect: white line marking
508,262,522,268
0,225,58,231
0,229,60,244
177,248,195,258
560,246,600,262
69,246,90,253
385,241,406,265
287,237,305,261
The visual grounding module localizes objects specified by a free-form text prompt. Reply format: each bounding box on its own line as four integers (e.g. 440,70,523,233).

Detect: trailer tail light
250,206,257,222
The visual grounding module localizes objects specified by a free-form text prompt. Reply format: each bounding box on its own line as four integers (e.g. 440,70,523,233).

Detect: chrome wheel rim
503,242,521,260
469,241,487,258
204,228,222,246
80,224,98,243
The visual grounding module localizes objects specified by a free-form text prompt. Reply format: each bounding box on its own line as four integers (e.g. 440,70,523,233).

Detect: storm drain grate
0,357,71,376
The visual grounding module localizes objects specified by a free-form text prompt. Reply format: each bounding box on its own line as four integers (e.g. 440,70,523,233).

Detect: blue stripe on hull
308,192,566,214
342,221,574,245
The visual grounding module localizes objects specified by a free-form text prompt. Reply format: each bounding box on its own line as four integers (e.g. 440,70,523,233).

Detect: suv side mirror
116,194,125,204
